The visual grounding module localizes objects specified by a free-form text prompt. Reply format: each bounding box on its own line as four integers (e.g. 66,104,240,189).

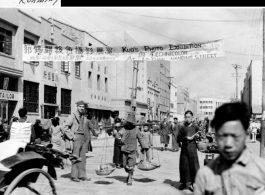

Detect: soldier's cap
114,118,122,124
76,100,85,106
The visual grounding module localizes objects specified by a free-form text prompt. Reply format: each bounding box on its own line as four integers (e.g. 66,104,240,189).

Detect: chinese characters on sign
43,71,56,82
23,39,225,62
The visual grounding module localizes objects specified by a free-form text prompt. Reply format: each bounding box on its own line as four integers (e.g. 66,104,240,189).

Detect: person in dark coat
121,113,141,186
112,117,125,168
177,110,200,192
159,116,171,151
171,117,180,152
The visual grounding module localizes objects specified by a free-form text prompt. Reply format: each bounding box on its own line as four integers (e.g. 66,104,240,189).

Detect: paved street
53,133,260,195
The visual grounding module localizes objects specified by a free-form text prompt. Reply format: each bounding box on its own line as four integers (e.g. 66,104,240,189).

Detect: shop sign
3,77,9,90
0,90,18,100
43,69,57,82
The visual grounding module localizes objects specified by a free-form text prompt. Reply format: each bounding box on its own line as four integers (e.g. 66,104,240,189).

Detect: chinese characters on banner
23,39,225,62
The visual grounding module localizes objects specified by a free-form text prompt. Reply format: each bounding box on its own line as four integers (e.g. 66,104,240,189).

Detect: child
138,124,153,163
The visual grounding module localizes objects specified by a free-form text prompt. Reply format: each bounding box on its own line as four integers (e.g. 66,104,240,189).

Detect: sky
20,7,263,100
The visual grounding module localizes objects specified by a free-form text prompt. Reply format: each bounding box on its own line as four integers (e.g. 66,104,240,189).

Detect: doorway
44,105,56,119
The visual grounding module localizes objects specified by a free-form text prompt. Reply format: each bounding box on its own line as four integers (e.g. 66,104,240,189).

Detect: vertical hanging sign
3,77,9,90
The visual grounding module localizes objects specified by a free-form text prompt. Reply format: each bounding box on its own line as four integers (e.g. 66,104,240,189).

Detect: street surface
54,133,259,195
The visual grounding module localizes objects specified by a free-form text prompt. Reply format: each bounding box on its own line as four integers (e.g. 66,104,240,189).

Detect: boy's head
211,102,250,162
18,108,27,118
143,125,149,131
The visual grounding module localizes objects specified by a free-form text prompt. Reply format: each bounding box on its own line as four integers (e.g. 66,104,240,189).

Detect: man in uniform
64,100,98,182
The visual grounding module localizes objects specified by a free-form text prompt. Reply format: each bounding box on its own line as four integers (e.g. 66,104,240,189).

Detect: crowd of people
2,100,265,194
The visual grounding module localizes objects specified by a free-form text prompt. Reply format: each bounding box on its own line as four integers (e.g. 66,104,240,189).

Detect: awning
42,103,59,107
0,66,23,77
86,103,113,111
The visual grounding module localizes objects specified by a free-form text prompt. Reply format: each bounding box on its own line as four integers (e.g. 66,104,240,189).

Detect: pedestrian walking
194,102,265,195
250,119,258,143
171,117,180,152
121,113,141,186
50,117,64,151
64,100,97,182
138,124,153,163
159,116,171,151
112,117,125,168
178,110,200,192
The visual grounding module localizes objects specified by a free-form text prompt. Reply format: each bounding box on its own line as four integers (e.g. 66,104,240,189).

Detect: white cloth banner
23,39,225,62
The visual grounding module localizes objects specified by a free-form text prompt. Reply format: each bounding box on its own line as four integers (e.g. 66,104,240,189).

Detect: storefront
86,104,113,126
0,90,22,122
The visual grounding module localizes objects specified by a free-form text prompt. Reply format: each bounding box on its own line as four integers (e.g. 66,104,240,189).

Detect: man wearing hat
159,116,171,151
64,100,97,182
111,117,125,169
121,113,141,186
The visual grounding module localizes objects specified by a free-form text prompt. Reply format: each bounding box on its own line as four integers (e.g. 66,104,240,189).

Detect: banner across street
23,39,225,62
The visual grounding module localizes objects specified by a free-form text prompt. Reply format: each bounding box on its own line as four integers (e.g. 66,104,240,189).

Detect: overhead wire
78,11,126,46
104,8,262,23
89,9,183,44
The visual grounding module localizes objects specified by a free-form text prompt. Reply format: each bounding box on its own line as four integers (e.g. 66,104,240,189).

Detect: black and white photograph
0,7,264,195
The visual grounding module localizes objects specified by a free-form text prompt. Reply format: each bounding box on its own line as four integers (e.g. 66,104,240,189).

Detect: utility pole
231,64,242,101
129,61,140,115
167,76,174,120
260,8,265,158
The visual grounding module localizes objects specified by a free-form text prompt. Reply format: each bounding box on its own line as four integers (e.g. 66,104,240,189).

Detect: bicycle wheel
4,168,56,195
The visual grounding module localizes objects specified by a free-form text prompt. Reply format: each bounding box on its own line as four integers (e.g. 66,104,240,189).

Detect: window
97,75,100,90
105,77,108,92
23,81,39,113
75,62,81,77
44,61,53,68
24,37,39,66
61,89,71,114
61,61,69,73
44,85,56,104
0,27,12,55
88,71,92,88
104,67,107,74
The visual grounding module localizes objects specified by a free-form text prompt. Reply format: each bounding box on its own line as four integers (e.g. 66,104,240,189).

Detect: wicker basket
197,141,208,151
95,163,116,176
137,161,160,171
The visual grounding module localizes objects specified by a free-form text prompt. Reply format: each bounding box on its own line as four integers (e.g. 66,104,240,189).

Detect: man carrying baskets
121,113,141,186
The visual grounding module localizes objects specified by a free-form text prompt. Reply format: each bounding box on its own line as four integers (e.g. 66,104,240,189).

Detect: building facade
147,60,170,121
0,9,112,125
49,18,113,125
198,97,230,120
241,60,262,117
87,30,148,121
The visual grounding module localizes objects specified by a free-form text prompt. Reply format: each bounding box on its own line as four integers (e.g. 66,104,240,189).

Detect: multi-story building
241,60,262,118
147,60,170,121
0,9,112,125
177,86,189,120
198,97,230,120
169,82,178,121
88,30,148,121
49,18,114,124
